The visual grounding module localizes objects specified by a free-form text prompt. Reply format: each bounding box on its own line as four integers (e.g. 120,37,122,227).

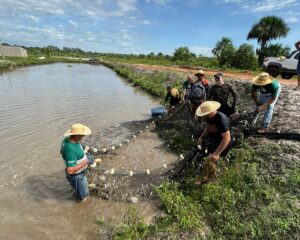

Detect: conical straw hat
64,123,91,137
252,72,273,86
196,101,221,117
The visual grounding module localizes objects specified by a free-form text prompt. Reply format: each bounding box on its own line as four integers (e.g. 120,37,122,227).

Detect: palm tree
212,37,235,67
247,16,290,65
212,37,233,60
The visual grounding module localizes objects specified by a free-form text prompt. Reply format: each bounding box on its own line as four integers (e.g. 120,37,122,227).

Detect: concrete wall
0,46,28,57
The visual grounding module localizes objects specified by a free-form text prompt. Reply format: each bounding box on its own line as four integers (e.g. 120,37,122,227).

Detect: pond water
0,63,161,239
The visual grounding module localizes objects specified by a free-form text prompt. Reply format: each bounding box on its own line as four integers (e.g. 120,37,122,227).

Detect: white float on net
102,148,107,153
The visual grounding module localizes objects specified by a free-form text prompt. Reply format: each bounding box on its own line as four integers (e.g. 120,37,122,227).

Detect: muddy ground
134,63,299,87
83,66,300,230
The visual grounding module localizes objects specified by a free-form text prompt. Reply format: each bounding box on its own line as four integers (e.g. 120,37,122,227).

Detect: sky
0,0,299,56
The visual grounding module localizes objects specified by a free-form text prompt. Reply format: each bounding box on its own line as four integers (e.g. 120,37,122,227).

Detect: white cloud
281,11,299,23
86,10,96,16
245,0,298,13
286,16,298,23
141,20,152,25
189,46,213,56
146,0,172,5
117,0,137,12
216,0,299,13
0,0,138,17
28,15,40,22
69,20,78,27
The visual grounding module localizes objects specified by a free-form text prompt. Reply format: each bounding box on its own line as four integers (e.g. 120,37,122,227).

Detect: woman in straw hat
60,123,94,202
250,72,281,133
195,101,234,185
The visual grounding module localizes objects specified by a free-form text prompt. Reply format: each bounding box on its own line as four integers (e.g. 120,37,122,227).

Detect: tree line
4,15,292,71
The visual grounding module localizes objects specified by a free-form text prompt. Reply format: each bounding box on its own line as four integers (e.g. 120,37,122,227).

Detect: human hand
208,153,219,162
198,137,204,146
255,101,261,107
87,154,94,164
256,105,265,112
89,162,97,168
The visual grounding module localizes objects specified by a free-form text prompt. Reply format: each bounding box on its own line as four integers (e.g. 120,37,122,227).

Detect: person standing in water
60,123,94,202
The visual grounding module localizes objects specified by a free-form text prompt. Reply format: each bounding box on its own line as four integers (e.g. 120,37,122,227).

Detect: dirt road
134,64,297,87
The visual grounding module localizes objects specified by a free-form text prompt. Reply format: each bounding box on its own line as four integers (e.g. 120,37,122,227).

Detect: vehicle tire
281,73,293,80
266,66,279,77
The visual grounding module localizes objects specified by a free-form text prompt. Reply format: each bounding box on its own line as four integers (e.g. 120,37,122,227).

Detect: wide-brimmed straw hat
64,123,91,137
252,72,273,86
195,70,205,76
196,101,221,117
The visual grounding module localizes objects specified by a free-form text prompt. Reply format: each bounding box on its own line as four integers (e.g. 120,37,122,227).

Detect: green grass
102,62,187,104
89,62,300,239
0,55,84,71
109,141,300,239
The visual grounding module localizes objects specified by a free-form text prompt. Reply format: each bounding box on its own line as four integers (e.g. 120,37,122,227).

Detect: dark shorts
297,60,300,75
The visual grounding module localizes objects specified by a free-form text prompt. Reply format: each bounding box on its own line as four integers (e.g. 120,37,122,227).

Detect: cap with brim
196,101,221,117
195,70,205,76
252,72,273,86
214,72,223,78
64,123,91,137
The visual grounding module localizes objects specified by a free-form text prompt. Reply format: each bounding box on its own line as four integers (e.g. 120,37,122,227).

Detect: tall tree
173,47,195,62
212,37,233,60
247,16,290,65
232,44,258,70
212,37,235,67
263,43,290,57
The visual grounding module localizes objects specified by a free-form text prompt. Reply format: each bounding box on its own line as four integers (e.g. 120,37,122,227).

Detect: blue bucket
151,107,167,117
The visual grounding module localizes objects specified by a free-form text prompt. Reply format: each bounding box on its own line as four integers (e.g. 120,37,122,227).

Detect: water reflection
0,63,160,239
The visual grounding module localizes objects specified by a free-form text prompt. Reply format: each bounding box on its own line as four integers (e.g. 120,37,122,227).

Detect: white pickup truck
262,50,299,79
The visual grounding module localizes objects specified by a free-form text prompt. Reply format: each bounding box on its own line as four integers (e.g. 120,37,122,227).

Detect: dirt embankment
86,63,300,238
134,63,298,86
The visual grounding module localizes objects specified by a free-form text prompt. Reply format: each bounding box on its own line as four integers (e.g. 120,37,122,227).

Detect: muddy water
0,63,161,239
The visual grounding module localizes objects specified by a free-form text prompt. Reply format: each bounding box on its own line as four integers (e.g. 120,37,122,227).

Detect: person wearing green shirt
61,123,94,202
182,74,194,100
251,72,281,133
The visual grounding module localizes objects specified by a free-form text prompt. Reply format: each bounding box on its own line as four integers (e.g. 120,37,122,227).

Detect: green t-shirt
252,80,281,97
60,137,85,167
182,80,192,90
182,80,193,97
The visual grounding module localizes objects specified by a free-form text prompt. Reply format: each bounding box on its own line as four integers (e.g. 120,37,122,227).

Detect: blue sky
0,0,299,56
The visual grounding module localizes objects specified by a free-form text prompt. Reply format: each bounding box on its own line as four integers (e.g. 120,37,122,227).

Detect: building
0,46,28,57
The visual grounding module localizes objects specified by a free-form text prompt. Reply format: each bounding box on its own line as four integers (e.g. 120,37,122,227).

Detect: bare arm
295,41,300,51
213,131,231,156
66,159,88,175
257,96,276,111
262,96,276,106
